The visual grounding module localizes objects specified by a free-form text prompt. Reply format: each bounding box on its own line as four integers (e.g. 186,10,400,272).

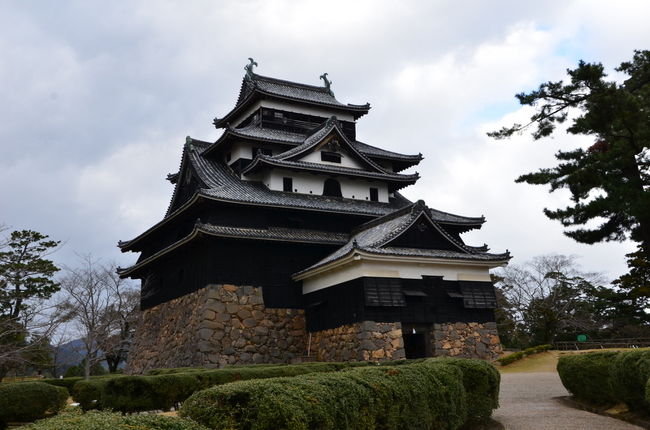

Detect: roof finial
320,73,334,96
244,57,258,81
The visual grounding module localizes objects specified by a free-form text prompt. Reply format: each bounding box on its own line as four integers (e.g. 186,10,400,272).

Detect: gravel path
493,372,642,430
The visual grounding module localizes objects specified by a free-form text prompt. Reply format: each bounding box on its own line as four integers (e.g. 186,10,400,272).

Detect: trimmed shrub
18,408,209,430
437,358,500,423
610,349,650,410
39,377,83,392
556,351,619,404
71,379,109,411
496,344,552,366
147,367,208,375
0,382,68,428
100,373,201,413
180,359,498,430
496,351,524,366
70,361,373,413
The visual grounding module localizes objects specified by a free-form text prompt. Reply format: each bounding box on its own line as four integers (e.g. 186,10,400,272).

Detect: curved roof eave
213,90,370,129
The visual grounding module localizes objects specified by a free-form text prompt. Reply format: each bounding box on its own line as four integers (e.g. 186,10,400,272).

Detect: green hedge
557,349,650,411
438,358,500,423
39,377,83,392
497,344,552,366
17,408,209,430
0,382,68,429
556,351,619,404
71,361,374,413
180,358,500,430
610,349,650,410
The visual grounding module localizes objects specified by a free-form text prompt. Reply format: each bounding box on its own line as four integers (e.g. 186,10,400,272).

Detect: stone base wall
431,322,502,359
127,285,206,372
127,284,500,372
309,321,405,362
127,284,306,373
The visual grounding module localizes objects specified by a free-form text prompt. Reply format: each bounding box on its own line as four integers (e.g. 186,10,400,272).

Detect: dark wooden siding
140,236,338,310
303,277,496,331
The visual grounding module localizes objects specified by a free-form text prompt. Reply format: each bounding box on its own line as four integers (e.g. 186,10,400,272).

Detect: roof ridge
352,200,423,234
251,73,331,93
429,207,485,223
268,117,410,178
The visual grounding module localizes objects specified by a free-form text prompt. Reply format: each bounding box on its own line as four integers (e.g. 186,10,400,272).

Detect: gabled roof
119,138,481,252
293,200,510,279
214,73,370,128
202,122,423,171
164,137,211,217
240,117,420,189
202,124,303,158
270,117,390,172
118,220,349,278
243,157,420,190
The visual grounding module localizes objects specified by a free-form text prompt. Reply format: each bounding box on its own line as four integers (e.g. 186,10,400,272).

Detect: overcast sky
1,0,648,282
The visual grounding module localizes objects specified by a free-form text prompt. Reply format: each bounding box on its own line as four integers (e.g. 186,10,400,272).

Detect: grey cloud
0,0,647,279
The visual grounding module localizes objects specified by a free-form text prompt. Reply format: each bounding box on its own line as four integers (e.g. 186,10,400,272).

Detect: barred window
364,278,405,307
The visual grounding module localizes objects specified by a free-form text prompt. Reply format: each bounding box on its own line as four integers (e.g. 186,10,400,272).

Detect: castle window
364,278,405,307
322,178,342,197
283,177,293,192
459,282,497,309
321,151,341,163
369,187,379,202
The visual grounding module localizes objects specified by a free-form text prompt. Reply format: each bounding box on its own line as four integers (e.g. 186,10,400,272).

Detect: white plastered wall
299,149,363,169
301,258,495,294
261,168,389,202
227,141,288,165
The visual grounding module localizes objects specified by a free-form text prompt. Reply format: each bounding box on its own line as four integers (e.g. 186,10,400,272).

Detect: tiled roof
118,221,349,277
119,139,483,251
214,73,370,128
428,208,485,225
240,74,369,110
243,156,420,184
241,118,419,186
267,119,337,160
190,148,409,216
197,223,348,244
228,124,305,143
352,140,423,162
202,123,422,165
294,201,510,277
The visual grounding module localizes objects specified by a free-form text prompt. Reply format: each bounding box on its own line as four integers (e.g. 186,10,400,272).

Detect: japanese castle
119,60,510,372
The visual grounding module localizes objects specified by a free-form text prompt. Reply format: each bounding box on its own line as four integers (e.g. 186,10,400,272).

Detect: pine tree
489,50,650,257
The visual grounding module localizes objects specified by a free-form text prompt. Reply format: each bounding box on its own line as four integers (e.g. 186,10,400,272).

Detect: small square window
283,177,293,192
321,151,341,163
369,187,379,202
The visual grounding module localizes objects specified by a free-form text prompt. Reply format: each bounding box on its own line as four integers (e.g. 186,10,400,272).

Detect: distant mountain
53,339,86,376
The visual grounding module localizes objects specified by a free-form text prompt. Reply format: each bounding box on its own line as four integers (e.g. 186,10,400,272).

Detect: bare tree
0,299,65,379
97,263,139,373
59,256,138,379
494,254,606,345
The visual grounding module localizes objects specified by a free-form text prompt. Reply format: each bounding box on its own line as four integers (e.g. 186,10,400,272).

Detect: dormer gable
274,117,390,175
382,212,466,252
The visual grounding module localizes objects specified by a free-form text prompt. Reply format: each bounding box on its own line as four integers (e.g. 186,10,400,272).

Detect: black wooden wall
303,277,496,332
140,236,337,310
